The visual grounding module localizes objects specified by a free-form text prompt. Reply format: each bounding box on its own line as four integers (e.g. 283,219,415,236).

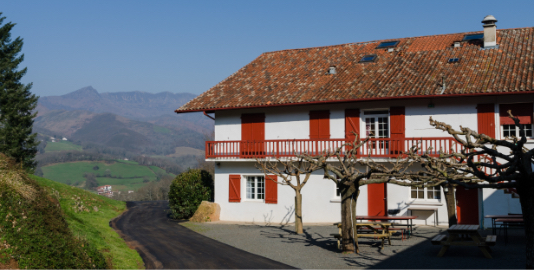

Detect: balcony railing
205,137,461,159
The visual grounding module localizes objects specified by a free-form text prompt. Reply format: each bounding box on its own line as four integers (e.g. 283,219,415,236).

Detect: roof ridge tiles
261,26,533,56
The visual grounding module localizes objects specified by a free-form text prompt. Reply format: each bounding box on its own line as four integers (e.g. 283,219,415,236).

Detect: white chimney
482,15,498,48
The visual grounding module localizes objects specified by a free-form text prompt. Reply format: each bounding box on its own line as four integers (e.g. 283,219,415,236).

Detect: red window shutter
310,110,330,139
390,107,405,139
477,104,495,137
229,175,241,202
241,113,265,141
499,103,533,125
345,109,360,141
265,175,278,204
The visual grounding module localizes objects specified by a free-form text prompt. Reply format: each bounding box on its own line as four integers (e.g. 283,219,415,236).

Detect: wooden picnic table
431,224,496,259
484,214,523,234
332,222,393,251
494,218,524,245
355,215,418,237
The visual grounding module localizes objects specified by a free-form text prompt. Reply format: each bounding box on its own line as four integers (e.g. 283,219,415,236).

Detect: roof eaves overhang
175,90,534,114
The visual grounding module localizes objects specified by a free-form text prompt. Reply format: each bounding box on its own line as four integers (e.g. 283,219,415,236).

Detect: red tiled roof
176,27,534,113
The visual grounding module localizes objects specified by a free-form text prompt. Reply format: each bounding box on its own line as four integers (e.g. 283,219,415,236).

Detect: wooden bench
485,235,497,246
330,233,342,250
431,234,447,245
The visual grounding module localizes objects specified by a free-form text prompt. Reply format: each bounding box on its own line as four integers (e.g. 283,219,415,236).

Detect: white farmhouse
176,16,531,228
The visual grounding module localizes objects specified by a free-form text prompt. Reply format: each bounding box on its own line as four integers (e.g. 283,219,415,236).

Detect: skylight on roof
448,58,460,63
462,34,484,41
359,55,377,63
376,41,399,49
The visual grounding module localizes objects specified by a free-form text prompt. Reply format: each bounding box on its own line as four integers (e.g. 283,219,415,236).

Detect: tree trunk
340,183,358,253
351,188,361,253
517,175,534,269
443,184,457,227
295,191,303,234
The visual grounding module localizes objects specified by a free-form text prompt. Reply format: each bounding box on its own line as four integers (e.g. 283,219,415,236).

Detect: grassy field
44,140,83,152
30,175,144,269
41,160,172,191
115,159,139,165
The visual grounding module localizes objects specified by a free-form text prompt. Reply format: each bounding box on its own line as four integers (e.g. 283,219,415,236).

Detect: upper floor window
364,110,389,138
499,103,533,139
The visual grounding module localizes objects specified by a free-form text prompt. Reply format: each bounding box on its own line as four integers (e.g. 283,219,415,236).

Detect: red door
368,183,387,216
241,113,265,157
456,186,479,224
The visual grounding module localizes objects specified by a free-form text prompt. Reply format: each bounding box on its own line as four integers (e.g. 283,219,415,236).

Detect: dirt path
110,201,295,269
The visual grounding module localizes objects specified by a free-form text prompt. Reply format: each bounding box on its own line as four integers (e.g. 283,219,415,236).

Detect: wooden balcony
205,137,461,159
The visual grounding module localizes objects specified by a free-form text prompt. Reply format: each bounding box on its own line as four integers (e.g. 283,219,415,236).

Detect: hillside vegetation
0,154,143,269
45,140,83,152
41,160,175,192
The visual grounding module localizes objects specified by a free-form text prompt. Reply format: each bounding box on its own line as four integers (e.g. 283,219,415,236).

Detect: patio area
180,222,525,269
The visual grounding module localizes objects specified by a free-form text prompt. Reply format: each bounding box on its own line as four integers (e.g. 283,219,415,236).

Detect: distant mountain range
37,86,212,132
35,86,212,157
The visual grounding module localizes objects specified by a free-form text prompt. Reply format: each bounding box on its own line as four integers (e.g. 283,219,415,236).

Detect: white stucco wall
211,95,533,224
386,183,449,226
215,161,365,223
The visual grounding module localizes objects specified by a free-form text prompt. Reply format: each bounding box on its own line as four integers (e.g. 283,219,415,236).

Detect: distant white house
97,185,113,197
62,137,68,141
124,158,129,161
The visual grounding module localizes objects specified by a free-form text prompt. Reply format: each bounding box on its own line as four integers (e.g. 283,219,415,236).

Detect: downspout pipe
203,111,215,120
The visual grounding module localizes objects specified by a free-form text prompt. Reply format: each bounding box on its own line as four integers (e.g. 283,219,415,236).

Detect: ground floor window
502,124,533,138
411,182,441,200
246,176,264,200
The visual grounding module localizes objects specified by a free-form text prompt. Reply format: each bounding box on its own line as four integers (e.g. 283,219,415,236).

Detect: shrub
168,169,213,219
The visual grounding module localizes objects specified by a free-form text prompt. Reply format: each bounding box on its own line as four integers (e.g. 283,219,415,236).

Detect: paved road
110,201,295,269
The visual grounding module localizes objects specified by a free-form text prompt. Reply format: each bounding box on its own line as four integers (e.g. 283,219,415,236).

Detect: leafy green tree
168,169,213,219
0,13,39,171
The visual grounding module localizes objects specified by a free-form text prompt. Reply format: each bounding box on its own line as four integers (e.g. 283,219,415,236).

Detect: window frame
245,175,265,201
462,33,484,41
376,41,399,49
410,181,441,202
500,124,533,139
363,110,390,139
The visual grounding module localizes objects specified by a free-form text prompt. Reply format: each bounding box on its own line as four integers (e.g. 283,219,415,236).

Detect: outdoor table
484,214,523,234
494,218,524,245
432,224,496,259
355,215,417,237
333,222,393,252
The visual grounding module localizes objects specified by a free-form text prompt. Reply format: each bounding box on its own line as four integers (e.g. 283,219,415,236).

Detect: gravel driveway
182,221,526,269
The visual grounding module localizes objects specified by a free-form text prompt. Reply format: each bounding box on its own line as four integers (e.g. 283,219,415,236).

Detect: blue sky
2,0,534,97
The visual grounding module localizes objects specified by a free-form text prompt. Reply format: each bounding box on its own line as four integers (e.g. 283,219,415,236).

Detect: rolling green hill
41,160,174,192
44,140,83,152
0,154,143,269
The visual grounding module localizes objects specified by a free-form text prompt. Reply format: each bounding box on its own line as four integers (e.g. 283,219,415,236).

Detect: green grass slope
0,154,143,269
30,175,144,269
0,155,106,269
